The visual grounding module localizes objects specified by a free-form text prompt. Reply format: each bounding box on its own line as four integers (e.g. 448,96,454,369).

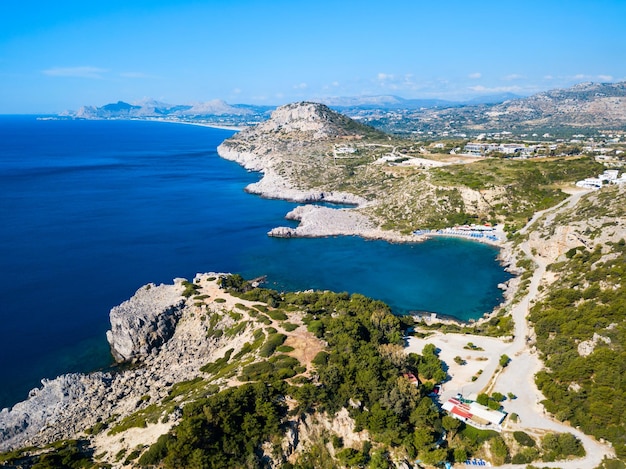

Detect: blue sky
1,0,625,113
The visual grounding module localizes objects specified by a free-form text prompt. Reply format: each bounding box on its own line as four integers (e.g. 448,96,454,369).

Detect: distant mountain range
61,93,523,120
60,99,274,120
318,92,523,109
407,81,626,134
61,81,626,134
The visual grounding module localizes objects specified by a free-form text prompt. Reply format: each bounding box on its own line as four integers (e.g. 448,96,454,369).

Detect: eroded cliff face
0,274,246,453
106,280,186,363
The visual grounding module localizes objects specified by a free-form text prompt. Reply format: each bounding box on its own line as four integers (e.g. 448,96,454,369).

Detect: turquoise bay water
0,117,511,409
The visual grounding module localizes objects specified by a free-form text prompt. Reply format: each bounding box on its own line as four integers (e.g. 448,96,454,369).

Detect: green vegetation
259,332,287,357
428,156,603,231
138,281,458,466
138,382,287,468
181,280,200,298
239,355,301,381
529,238,626,457
540,432,585,462
282,321,299,332
499,354,510,368
513,430,536,447
0,440,100,469
476,393,503,411
373,156,604,233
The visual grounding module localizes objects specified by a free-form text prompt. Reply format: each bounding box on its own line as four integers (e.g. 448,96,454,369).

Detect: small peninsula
2,100,626,469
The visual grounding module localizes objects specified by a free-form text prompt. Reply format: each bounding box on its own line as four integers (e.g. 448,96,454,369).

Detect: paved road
431,191,616,468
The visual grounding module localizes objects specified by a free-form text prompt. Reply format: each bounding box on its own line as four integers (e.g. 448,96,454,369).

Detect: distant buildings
463,142,535,157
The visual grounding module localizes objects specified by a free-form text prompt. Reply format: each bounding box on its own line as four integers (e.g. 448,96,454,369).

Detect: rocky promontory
216,103,372,206
0,274,252,453
268,204,416,242
106,280,186,362
217,102,398,240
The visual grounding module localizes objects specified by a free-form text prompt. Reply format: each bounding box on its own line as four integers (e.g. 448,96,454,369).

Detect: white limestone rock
106,281,185,363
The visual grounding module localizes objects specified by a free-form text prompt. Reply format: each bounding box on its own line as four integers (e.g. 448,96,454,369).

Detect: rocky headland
0,275,252,453
0,273,376,467
216,102,408,242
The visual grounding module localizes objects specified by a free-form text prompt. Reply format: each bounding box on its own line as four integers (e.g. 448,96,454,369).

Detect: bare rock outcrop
269,204,416,242
106,280,186,362
0,274,245,452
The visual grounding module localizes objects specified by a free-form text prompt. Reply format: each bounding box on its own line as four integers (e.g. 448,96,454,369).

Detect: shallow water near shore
0,117,511,409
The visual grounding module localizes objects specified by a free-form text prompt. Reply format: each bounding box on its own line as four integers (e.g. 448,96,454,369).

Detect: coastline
145,118,246,132
2,111,619,466
217,141,507,248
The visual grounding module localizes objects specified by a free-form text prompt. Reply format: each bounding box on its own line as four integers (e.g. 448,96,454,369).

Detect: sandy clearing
405,333,511,401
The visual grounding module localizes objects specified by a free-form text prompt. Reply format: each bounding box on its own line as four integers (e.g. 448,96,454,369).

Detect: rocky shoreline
0,103,521,460
217,142,368,206
0,274,244,453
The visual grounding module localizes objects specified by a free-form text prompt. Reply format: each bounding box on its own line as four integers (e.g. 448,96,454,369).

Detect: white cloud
377,73,394,81
232,88,242,94
574,73,588,80
544,75,554,80
468,72,482,79
504,74,524,81
43,66,108,79
597,74,613,82
293,82,308,89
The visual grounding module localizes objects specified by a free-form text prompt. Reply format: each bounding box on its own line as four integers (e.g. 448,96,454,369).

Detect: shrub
259,333,287,357
499,354,511,368
514,431,536,447
181,280,200,298
267,309,288,321
282,322,299,332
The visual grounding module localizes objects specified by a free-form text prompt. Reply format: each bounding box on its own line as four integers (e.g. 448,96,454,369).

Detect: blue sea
0,116,511,409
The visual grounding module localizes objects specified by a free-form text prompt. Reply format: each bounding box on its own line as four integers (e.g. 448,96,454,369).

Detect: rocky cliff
217,101,381,205
106,280,186,362
0,274,248,453
0,272,378,467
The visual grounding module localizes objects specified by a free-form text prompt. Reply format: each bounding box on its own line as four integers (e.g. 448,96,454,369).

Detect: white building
576,169,626,190
442,396,507,432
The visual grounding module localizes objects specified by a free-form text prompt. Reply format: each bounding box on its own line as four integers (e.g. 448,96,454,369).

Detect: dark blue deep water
0,117,511,408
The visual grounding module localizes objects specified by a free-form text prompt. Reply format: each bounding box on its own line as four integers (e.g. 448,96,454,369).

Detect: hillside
219,101,608,236
523,185,626,459
357,82,626,135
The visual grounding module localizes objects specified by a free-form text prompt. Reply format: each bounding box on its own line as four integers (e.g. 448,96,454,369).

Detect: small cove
0,117,511,409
